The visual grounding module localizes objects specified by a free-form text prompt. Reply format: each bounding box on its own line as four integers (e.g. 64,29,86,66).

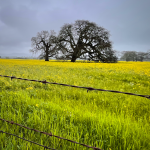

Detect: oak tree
30,30,57,61
57,20,117,62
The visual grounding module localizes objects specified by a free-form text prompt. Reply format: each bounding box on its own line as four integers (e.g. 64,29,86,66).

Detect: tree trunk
45,46,49,61
71,50,78,62
45,55,49,61
71,56,77,62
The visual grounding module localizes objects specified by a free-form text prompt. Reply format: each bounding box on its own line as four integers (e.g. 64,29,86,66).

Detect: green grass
0,59,150,150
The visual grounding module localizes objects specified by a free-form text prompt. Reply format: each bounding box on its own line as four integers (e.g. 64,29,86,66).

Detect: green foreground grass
0,59,150,150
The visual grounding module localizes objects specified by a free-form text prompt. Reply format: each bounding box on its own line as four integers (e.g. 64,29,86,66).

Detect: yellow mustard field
0,59,150,150
1,59,150,75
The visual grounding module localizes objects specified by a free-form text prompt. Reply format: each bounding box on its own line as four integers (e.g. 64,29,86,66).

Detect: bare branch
30,30,58,61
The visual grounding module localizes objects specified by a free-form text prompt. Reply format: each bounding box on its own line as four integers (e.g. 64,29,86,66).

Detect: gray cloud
0,0,150,57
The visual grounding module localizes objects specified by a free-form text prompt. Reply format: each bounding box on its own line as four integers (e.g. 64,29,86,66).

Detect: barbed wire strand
0,118,102,150
0,130,56,150
0,75,150,99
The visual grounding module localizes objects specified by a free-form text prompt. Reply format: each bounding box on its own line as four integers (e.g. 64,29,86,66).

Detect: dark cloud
0,0,150,57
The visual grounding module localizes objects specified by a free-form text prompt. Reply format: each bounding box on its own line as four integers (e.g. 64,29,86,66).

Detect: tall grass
0,59,150,150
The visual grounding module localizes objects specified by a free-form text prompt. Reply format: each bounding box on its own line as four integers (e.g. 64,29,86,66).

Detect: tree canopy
120,51,150,61
30,20,118,62
57,20,117,62
30,30,57,61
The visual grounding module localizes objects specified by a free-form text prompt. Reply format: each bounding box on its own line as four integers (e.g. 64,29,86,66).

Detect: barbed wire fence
0,74,150,149
0,75,150,99
0,118,102,150
0,130,56,150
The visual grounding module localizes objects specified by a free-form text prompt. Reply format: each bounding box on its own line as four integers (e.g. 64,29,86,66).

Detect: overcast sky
0,0,150,57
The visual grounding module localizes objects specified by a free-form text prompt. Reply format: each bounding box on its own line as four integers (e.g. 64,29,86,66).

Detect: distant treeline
119,50,150,62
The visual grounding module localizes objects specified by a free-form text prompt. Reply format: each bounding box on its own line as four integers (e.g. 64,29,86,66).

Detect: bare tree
57,20,117,62
30,30,58,61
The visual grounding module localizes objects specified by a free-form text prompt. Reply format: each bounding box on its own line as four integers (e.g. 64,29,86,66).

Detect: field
0,59,150,150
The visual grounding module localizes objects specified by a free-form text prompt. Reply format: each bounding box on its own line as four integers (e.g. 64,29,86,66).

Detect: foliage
30,20,118,62
120,51,150,61
57,20,117,62
0,59,150,150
